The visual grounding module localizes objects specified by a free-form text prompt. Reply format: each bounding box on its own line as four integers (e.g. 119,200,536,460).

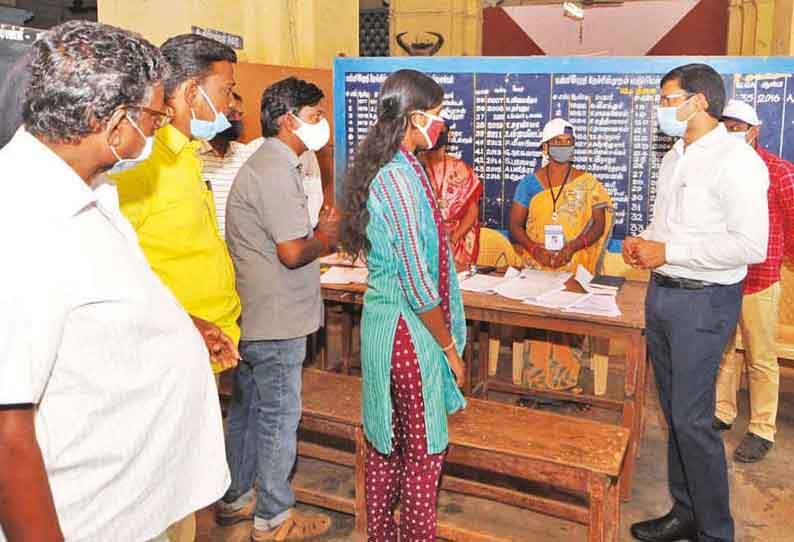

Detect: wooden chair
297,369,630,542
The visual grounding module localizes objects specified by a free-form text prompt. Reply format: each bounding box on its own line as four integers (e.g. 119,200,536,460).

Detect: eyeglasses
659,92,693,107
128,106,172,129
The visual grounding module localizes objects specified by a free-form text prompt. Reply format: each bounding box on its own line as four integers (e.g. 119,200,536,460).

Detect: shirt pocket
676,184,718,230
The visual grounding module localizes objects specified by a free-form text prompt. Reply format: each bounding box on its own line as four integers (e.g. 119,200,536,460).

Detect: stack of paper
319,252,367,268
491,269,571,301
458,267,521,293
320,266,369,285
575,265,618,296
525,289,622,317
564,294,622,318
459,273,511,293
525,290,590,309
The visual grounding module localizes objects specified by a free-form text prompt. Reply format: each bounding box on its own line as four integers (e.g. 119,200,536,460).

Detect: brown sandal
251,509,332,541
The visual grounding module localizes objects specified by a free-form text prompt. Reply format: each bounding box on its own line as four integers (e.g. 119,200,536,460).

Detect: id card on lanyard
544,224,564,250
544,164,571,251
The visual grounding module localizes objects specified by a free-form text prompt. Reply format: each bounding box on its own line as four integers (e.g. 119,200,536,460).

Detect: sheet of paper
320,266,369,285
519,269,571,284
575,264,594,286
459,273,511,293
524,290,590,309
318,252,367,268
493,277,566,301
564,294,622,317
583,283,619,296
504,266,521,279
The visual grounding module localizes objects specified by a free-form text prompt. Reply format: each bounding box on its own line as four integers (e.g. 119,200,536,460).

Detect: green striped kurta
360,149,467,456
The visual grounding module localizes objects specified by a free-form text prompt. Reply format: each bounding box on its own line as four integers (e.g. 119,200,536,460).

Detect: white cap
540,118,576,144
722,99,761,127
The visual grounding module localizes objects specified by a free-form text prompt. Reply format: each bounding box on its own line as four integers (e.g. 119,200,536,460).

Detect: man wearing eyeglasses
0,21,229,542
623,64,769,542
112,34,242,383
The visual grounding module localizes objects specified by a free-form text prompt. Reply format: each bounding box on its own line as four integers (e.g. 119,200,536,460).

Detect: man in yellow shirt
112,34,241,374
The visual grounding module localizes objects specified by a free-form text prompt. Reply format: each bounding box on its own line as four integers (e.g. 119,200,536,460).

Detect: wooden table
321,280,649,500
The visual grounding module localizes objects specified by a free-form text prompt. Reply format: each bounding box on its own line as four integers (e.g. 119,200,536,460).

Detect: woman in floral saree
419,126,482,268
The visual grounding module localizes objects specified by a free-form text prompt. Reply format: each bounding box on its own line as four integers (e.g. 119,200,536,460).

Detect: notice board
334,56,794,246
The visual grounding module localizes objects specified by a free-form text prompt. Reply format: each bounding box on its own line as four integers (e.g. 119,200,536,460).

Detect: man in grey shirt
219,77,338,540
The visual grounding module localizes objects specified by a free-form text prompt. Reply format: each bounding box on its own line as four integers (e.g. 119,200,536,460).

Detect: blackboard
334,57,794,247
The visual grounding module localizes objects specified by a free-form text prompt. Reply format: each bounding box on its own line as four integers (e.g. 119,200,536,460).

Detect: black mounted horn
426,32,445,56
395,32,412,55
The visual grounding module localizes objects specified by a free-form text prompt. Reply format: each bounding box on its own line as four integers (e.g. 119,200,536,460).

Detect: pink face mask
413,110,446,149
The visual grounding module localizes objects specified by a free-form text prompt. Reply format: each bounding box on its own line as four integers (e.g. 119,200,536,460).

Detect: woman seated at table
419,125,483,268
509,118,612,274
507,118,613,391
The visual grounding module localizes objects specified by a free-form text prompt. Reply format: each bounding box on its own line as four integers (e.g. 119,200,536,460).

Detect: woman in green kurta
340,69,466,542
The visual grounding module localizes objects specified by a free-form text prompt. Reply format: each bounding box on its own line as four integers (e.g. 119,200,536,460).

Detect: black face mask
216,119,243,142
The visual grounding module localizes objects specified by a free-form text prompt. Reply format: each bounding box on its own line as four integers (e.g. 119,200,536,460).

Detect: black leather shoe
713,417,732,432
734,432,773,463
630,510,697,541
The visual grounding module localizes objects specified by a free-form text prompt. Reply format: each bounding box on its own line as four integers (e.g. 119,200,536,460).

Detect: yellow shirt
111,125,241,373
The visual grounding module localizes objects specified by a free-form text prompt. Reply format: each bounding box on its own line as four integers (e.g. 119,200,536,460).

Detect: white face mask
728,130,749,143
292,115,330,151
109,114,154,173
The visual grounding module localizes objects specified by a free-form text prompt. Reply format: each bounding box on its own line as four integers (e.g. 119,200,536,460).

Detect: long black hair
340,69,444,258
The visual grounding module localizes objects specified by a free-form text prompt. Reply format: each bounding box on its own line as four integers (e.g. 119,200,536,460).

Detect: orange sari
424,155,483,266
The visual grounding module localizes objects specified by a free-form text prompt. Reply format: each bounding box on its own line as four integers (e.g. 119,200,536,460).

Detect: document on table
525,290,590,309
320,266,369,285
491,269,570,301
564,294,622,318
575,264,618,296
318,252,367,268
458,267,521,293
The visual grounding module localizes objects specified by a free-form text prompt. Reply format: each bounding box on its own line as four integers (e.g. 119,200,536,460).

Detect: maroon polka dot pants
365,317,446,542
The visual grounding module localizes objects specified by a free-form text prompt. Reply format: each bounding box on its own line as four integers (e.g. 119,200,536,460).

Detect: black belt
652,273,718,290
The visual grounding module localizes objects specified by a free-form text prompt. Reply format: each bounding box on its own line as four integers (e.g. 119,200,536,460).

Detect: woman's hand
446,348,466,388
551,244,576,268
532,246,557,268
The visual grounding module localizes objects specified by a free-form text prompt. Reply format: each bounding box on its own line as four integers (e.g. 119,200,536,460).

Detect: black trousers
645,280,743,542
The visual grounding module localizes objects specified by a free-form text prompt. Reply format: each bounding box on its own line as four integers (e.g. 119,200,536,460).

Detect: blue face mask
656,96,695,138
109,114,154,174
190,86,231,140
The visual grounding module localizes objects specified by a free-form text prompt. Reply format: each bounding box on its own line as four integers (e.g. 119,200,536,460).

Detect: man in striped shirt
715,99,794,463
200,92,263,238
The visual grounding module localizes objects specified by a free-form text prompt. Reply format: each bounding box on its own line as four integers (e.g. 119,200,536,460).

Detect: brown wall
648,0,729,56
482,6,544,56
234,62,336,204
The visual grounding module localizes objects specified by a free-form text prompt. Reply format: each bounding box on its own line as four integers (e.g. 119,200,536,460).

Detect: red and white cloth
744,147,794,294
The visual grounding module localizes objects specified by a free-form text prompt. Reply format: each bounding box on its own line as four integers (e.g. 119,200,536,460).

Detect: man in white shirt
200,92,262,238
624,64,768,542
299,149,325,228
0,21,229,542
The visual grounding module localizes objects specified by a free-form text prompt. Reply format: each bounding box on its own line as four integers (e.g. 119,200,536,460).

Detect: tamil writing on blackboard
341,68,794,241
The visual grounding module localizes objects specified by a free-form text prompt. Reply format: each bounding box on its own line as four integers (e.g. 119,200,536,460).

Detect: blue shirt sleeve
512,173,544,208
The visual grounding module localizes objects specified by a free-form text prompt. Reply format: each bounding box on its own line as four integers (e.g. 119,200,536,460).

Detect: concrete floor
198,357,794,542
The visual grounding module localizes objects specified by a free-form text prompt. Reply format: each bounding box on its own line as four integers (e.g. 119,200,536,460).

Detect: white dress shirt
0,129,229,542
640,123,769,284
298,149,324,228
200,138,263,238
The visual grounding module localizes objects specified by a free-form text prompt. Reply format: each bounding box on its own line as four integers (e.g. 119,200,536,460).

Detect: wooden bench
297,369,630,542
